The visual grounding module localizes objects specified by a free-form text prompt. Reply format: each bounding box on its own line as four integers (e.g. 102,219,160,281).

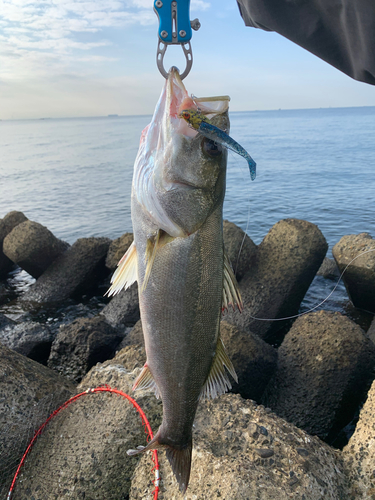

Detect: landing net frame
7,384,160,500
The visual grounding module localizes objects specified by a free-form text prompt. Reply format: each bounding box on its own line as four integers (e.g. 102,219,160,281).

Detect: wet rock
100,283,140,330
0,312,15,330
225,219,328,343
0,343,75,497
12,346,162,500
317,256,340,279
0,211,28,278
0,321,54,364
262,311,375,443
343,378,375,499
93,343,146,376
0,283,8,305
117,319,144,349
21,237,111,304
220,320,277,402
367,316,375,344
130,394,348,499
332,233,375,313
48,316,124,383
0,211,28,240
223,220,257,281
105,232,133,271
3,220,69,279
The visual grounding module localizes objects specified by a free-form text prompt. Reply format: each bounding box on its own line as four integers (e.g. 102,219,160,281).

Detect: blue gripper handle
154,0,193,44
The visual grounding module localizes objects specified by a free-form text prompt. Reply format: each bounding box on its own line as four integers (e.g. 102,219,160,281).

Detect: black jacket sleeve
237,0,375,85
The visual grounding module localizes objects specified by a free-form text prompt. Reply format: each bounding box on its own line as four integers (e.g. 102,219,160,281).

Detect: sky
1,0,375,120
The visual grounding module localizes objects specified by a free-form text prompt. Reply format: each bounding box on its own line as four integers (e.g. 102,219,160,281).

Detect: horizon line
1,104,374,122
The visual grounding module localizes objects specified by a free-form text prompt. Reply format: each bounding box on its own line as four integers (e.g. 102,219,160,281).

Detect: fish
179,108,256,181
108,67,242,493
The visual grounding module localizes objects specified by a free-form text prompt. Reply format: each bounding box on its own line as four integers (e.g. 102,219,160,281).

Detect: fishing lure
179,109,256,180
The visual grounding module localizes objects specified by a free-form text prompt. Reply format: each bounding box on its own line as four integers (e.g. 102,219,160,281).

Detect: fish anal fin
132,363,160,399
222,252,243,313
106,241,138,297
126,430,161,456
141,229,174,293
200,337,238,401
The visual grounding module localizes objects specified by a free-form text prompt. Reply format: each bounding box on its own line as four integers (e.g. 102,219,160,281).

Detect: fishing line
228,140,374,323
247,248,375,322
202,112,373,323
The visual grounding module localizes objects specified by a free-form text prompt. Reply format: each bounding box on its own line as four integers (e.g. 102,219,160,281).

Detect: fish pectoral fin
132,363,160,399
141,229,174,293
199,337,238,401
222,252,243,313
106,241,138,297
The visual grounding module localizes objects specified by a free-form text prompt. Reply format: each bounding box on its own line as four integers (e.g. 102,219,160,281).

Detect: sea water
0,107,374,318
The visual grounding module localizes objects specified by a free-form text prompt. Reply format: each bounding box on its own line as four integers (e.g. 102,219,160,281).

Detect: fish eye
201,138,222,158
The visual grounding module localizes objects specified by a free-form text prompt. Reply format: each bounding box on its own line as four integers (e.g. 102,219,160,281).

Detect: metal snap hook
156,40,193,80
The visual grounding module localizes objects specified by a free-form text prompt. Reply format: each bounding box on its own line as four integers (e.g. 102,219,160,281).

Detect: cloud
0,0,213,118
191,0,210,10
0,0,158,80
0,0,211,82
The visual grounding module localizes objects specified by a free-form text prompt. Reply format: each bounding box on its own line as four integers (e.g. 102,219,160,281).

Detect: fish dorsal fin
142,229,174,293
132,363,160,399
106,241,138,297
222,252,243,313
199,337,238,401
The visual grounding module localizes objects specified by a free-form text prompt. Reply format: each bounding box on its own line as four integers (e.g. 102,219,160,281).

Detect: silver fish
108,67,242,493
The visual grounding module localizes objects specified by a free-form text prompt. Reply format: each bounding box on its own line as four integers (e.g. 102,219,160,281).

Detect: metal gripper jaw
154,0,200,80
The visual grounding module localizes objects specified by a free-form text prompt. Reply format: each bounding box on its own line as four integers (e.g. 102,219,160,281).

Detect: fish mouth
166,67,185,117
165,67,197,138
165,67,230,138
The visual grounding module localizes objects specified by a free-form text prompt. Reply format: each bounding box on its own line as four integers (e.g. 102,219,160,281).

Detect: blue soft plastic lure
179,109,256,181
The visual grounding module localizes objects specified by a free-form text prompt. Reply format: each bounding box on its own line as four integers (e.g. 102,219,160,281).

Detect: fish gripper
154,0,200,80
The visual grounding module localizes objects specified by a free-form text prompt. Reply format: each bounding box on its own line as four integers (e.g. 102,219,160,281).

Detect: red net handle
7,384,160,500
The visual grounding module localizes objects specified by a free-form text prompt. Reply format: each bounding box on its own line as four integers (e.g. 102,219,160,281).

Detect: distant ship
108,114,119,117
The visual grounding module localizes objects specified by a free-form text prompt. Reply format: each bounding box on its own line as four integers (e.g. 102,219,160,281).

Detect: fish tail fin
165,439,192,494
127,431,192,493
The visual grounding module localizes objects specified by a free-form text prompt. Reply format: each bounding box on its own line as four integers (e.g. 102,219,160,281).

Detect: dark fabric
237,0,375,85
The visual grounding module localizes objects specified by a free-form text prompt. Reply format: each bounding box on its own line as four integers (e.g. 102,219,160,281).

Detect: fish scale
141,214,221,418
